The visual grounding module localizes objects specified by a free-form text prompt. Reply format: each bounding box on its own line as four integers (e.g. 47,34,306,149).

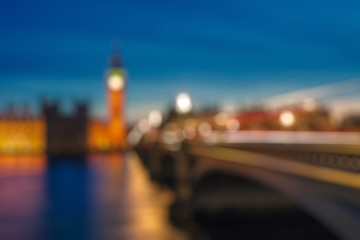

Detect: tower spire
110,52,122,68
110,39,122,68
106,40,127,149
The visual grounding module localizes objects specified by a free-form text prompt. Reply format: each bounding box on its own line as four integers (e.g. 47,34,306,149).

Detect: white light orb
215,112,228,126
107,74,124,91
148,110,162,128
226,118,240,131
138,118,150,133
175,92,192,114
279,110,295,127
198,122,212,137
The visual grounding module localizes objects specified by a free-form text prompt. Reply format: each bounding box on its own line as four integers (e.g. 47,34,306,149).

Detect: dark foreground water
0,152,187,240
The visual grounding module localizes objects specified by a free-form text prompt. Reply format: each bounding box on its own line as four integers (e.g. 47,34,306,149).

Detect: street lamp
175,92,192,114
279,110,295,127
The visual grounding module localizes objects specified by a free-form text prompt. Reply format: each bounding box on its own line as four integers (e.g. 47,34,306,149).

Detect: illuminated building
0,106,45,154
0,52,127,155
88,52,127,151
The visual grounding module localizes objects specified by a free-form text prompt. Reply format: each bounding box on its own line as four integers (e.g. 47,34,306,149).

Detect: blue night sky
1,0,360,122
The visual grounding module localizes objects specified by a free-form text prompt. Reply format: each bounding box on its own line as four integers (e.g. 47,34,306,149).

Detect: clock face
107,74,124,91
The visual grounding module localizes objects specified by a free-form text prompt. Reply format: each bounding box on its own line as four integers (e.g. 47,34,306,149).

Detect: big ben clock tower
106,52,126,149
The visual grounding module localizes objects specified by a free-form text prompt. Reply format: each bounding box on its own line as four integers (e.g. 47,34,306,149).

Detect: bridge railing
136,130,360,189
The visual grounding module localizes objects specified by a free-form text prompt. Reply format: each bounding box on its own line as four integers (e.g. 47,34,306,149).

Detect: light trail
261,78,360,109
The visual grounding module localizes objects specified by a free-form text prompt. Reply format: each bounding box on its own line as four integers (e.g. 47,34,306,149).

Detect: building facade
88,52,127,151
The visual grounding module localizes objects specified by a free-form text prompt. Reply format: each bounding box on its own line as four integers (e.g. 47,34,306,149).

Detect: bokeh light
148,110,163,128
175,92,192,114
279,110,296,127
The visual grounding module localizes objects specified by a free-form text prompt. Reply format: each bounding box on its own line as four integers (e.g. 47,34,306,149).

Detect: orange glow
0,118,46,154
107,80,126,150
0,154,46,176
87,120,111,151
87,62,127,152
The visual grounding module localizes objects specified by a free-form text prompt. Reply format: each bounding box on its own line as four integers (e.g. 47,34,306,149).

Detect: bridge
135,130,360,239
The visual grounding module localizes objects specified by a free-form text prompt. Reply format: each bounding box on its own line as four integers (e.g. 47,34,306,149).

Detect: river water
0,152,188,240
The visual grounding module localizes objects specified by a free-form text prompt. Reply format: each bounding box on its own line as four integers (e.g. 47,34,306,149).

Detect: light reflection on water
0,154,46,240
0,152,187,240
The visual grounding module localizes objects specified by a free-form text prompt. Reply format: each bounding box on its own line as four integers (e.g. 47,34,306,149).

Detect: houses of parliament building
0,53,127,156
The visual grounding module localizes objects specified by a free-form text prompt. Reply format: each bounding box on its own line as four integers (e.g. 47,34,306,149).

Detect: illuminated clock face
107,74,124,91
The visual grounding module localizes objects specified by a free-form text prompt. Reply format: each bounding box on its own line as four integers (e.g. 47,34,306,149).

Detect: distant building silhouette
42,101,88,157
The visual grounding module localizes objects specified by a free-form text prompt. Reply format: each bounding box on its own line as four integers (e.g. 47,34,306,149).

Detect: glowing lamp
107,74,125,91
279,110,295,127
175,92,192,114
